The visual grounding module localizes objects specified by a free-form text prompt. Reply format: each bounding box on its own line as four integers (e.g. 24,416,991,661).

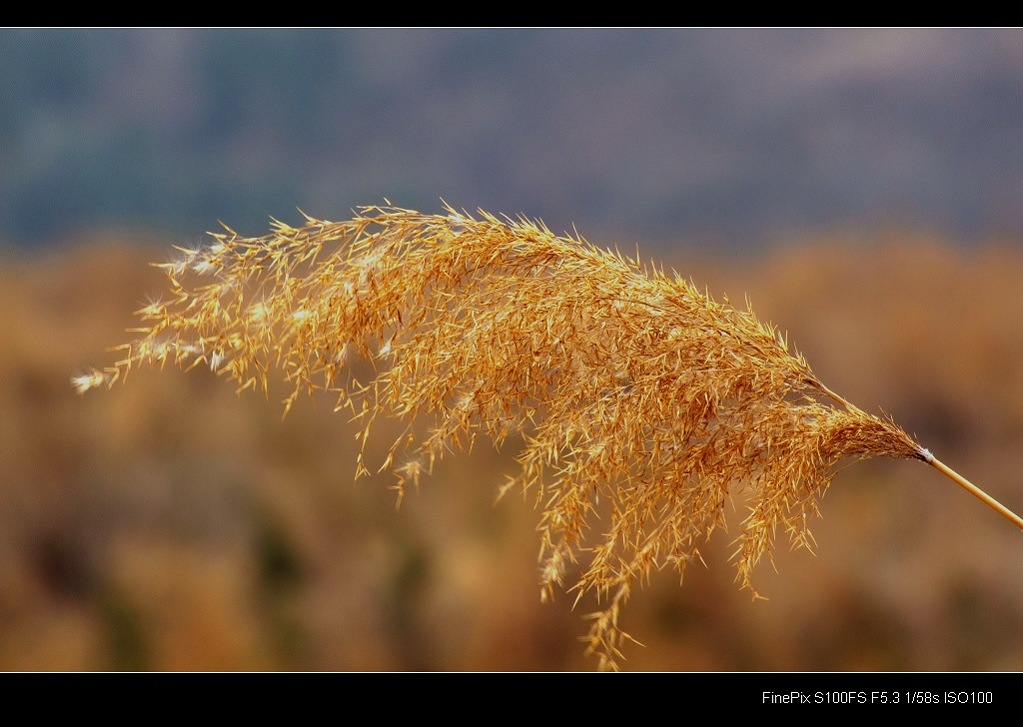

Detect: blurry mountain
3,28,1023,250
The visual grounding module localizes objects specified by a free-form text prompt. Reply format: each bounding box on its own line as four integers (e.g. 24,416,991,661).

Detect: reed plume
75,204,1023,670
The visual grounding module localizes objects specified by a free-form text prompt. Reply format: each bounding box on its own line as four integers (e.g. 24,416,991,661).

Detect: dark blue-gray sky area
4,28,1023,251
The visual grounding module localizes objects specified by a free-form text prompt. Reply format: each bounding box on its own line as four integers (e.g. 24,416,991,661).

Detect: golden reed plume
76,204,1022,669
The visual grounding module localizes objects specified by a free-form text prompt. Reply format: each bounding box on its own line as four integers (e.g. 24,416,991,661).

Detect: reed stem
817,378,1022,530
926,455,1023,531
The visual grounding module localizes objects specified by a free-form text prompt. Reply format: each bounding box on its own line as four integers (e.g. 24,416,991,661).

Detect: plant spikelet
78,203,1017,669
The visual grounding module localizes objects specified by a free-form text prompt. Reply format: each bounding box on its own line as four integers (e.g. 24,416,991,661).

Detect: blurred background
1,27,1022,671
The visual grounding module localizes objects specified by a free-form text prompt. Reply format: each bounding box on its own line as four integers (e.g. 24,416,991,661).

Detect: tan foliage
77,205,1015,669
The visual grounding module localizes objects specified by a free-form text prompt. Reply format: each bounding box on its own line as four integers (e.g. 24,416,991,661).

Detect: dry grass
76,204,1016,669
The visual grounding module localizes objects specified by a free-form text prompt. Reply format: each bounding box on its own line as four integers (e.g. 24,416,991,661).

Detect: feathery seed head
78,203,1011,669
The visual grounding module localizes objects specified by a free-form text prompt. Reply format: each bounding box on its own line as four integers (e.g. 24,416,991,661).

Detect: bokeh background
2,27,1022,671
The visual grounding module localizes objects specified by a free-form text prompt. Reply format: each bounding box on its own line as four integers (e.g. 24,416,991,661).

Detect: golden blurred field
2,229,1022,671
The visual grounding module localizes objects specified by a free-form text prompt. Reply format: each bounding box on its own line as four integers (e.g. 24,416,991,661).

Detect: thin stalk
926,455,1023,531
816,379,1023,531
